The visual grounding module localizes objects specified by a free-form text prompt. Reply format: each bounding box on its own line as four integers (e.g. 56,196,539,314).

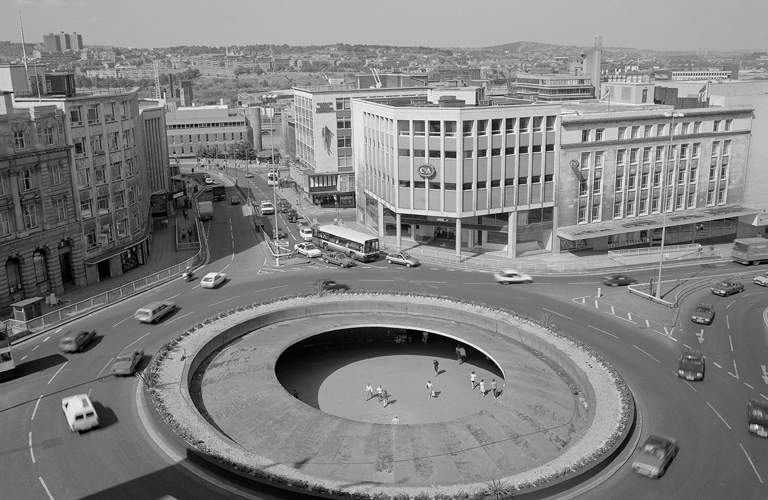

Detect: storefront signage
418,164,436,180
316,102,335,114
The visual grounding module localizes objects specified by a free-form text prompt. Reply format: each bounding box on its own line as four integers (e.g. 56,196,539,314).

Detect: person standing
459,346,466,364
391,415,399,425
471,371,477,390
366,383,373,401
377,385,383,402
433,359,439,377
455,345,462,363
491,379,497,399
381,389,389,408
426,380,433,398
479,379,485,397
422,331,429,344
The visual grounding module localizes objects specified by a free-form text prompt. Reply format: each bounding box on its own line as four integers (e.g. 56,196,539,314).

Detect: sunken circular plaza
150,293,632,499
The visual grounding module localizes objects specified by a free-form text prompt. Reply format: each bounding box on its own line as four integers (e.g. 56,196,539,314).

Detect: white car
201,272,226,289
62,394,99,432
204,177,214,185
754,272,768,287
295,242,322,258
244,172,253,178
299,226,313,241
493,269,533,284
260,201,275,215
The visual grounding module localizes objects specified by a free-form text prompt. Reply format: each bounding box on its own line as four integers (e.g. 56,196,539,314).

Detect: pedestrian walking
459,346,466,363
426,380,433,398
391,415,399,425
366,383,373,401
188,227,192,237
491,379,497,399
455,345,462,363
377,385,383,402
479,379,485,396
422,331,428,344
433,359,439,377
471,371,476,389
381,389,389,408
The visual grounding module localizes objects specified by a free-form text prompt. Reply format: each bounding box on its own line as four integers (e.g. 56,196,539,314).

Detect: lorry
212,184,226,202
199,201,214,221
731,237,768,265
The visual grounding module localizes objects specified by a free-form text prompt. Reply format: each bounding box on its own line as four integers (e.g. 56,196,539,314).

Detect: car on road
260,201,275,215
493,269,533,284
677,348,705,381
230,196,240,205
278,200,291,213
244,172,253,178
601,273,637,287
295,242,322,258
323,251,355,268
631,434,678,478
386,252,420,267
754,272,768,287
134,301,176,324
58,330,97,353
691,302,715,325
201,272,226,289
748,398,768,437
299,226,313,241
710,279,745,296
204,177,214,185
286,212,298,223
315,279,350,292
62,394,99,432
109,348,144,376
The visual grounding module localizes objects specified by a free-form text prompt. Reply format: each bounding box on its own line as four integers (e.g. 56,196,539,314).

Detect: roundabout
148,292,633,498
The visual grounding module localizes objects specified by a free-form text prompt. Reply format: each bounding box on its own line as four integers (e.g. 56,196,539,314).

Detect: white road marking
706,401,731,429
208,297,239,307
713,362,723,369
594,300,599,308
542,308,572,320
31,395,42,421
47,362,67,385
726,315,730,330
166,312,194,324
463,282,492,285
729,335,734,352
726,299,737,309
113,315,134,328
729,359,739,379
645,319,650,328
165,294,180,300
38,477,54,500
680,377,697,393
761,394,768,400
633,345,660,363
29,433,35,464
627,313,632,322
255,284,289,293
123,331,152,350
53,328,62,334
98,359,114,378
21,355,28,361
32,345,39,351
739,444,763,483
744,382,754,389
609,312,636,324
43,337,49,343
610,306,615,315
588,325,619,339
410,281,446,284
358,279,394,282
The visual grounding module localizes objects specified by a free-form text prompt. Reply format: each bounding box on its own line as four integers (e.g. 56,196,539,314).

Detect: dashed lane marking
542,308,572,320
588,325,619,339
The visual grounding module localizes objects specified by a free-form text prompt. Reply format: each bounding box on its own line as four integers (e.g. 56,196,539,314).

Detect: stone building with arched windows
0,93,85,315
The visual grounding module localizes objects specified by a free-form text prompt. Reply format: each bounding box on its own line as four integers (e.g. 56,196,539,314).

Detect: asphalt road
3,168,767,500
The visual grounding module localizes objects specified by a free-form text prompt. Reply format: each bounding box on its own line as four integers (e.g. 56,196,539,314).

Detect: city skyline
6,0,768,53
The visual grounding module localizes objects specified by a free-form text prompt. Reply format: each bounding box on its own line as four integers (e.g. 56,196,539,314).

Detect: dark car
277,200,291,213
109,348,144,376
59,330,97,353
601,274,637,287
230,196,241,205
315,279,350,292
748,398,768,437
631,434,678,478
677,349,705,381
710,279,745,297
323,251,355,268
691,302,715,325
286,212,298,223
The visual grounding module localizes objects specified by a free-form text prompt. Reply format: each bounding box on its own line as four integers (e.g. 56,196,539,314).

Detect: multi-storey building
510,73,594,102
165,105,250,159
0,93,85,315
292,84,431,207
43,32,84,53
12,79,153,286
556,103,756,252
353,90,560,257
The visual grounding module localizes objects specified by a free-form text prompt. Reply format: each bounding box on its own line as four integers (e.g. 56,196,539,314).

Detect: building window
678,169,686,183
579,178,589,196
578,205,587,223
618,126,627,139
97,194,109,213
23,204,39,229
337,136,352,148
626,198,635,216
491,148,501,157
117,218,129,237
90,134,103,154
445,121,457,137
13,130,26,149
335,97,350,110
74,138,87,157
725,119,732,131
532,117,542,132
581,130,591,143
519,117,529,131
125,158,134,177
429,150,441,159
429,121,441,136
94,165,106,185
121,101,130,120
87,105,100,124
0,176,5,196
43,125,55,145
85,230,97,249
639,198,648,215
641,170,649,188
595,128,604,141
463,120,473,137
613,201,622,219
630,126,639,138
111,161,122,180
477,149,487,158
70,107,82,125
652,194,660,213
105,102,116,121
693,121,701,133
546,116,556,131
337,117,351,129
707,188,715,206
681,122,690,134
128,186,136,205
397,120,410,136
0,210,13,236
653,169,661,187
33,250,48,283
338,155,353,167
77,168,91,188
49,163,62,185
591,203,601,221
593,172,602,194
413,121,425,137
109,132,120,151
713,120,721,132
122,130,131,148
445,150,456,159
644,125,652,138
505,118,516,134
415,149,426,158
687,191,696,208
657,124,665,136
114,190,125,209
477,120,488,136
19,168,34,191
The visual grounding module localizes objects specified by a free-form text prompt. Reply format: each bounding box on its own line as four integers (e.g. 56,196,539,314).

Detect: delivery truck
731,237,768,265
199,200,214,221
212,184,226,201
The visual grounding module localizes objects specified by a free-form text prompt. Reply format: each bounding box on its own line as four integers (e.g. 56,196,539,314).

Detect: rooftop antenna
19,11,43,101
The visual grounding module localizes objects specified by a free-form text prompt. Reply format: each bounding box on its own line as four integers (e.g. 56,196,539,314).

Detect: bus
0,321,14,381
267,172,279,186
313,224,380,262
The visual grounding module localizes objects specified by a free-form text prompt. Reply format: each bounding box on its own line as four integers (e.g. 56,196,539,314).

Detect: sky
5,0,768,52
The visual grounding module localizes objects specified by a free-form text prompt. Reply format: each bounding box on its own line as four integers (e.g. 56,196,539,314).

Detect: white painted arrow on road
696,329,705,344
762,365,768,385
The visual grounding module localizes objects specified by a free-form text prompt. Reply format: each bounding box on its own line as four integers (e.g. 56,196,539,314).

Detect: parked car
493,269,533,284
753,272,768,287
58,330,97,353
315,279,350,292
323,251,356,268
295,242,322,258
230,196,241,205
677,349,705,381
631,434,678,478
386,252,420,267
62,394,99,432
201,272,226,289
691,302,715,325
710,279,745,296
602,273,637,287
109,348,144,376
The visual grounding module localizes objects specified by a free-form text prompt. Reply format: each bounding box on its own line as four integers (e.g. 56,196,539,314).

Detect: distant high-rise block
43,33,62,53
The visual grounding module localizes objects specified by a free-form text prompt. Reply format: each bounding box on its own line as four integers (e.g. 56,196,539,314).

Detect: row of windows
11,124,57,150
0,165,64,195
394,144,555,158
581,119,733,143
392,176,555,190
79,187,137,219
74,130,133,157
70,101,130,126
167,121,246,130
169,132,243,143
397,116,556,137
0,197,71,235
84,216,135,249
76,159,135,188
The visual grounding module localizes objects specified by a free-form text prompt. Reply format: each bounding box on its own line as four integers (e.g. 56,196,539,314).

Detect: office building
165,105,250,159
510,73,595,102
42,32,84,53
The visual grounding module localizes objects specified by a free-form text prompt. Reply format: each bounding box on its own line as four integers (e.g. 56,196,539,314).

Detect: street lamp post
656,111,684,299
263,93,279,264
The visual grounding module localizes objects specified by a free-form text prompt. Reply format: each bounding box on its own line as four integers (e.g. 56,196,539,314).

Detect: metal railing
608,244,701,265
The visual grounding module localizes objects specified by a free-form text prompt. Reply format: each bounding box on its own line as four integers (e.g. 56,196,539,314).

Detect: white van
62,394,99,432
299,226,313,241
134,301,176,324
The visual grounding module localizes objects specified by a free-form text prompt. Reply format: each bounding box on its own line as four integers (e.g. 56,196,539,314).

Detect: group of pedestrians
366,383,390,407
471,370,501,398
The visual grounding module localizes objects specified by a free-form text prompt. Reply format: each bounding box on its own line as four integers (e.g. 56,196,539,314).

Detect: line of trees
196,140,257,160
